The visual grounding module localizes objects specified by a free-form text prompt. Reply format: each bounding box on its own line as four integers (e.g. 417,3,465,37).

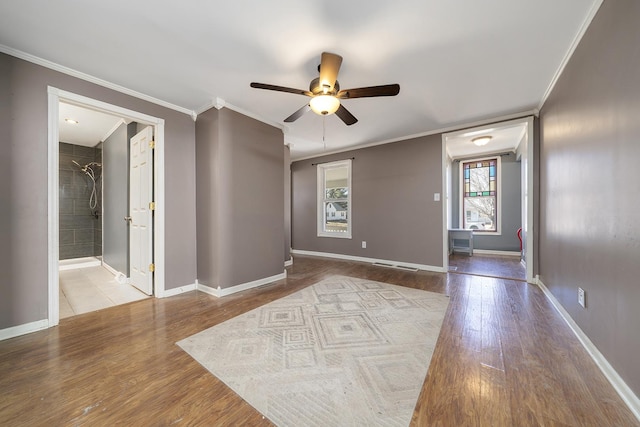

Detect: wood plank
0,256,637,426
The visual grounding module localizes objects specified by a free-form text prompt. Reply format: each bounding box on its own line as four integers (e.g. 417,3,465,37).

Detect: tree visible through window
462,158,498,231
317,159,352,238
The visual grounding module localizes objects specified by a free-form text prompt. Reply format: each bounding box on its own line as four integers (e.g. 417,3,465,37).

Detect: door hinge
149,263,155,272
149,201,155,210
149,140,156,149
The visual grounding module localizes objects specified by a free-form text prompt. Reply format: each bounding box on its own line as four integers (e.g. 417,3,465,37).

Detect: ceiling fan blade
335,104,358,126
337,84,400,99
250,82,312,97
319,52,343,92
284,104,312,123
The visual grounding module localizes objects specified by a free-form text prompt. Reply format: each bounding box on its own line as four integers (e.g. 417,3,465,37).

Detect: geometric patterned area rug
177,275,449,427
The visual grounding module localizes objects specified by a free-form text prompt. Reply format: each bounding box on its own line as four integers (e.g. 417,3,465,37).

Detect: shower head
72,160,82,168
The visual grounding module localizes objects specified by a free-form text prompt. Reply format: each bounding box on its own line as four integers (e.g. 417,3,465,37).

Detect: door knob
124,216,132,223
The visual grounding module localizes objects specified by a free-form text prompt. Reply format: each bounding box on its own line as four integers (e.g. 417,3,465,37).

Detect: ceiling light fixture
65,118,79,124
472,135,492,146
309,95,340,116
463,128,495,137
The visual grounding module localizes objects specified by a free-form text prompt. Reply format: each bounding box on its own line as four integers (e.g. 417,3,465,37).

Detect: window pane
318,159,351,238
325,166,348,194
463,197,495,230
325,187,348,199
324,201,348,233
469,166,490,193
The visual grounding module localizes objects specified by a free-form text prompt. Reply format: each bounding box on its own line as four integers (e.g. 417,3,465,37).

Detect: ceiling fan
250,52,400,126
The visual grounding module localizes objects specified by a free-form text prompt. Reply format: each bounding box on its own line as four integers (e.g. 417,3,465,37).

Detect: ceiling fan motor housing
310,77,339,96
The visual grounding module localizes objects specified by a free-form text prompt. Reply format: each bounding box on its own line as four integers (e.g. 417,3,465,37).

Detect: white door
129,126,154,295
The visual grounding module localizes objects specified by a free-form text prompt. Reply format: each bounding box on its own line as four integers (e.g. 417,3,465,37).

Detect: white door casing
129,126,154,295
48,87,166,329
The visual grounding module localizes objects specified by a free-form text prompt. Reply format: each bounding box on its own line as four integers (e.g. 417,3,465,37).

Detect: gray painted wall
196,107,285,289
102,122,130,274
195,107,219,289
0,52,197,330
292,135,443,267
539,0,640,396
450,153,522,251
284,145,291,262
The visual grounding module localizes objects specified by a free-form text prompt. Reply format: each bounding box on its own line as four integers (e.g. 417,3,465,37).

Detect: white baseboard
159,283,197,298
473,249,521,257
101,261,119,276
0,319,49,341
284,258,293,267
537,279,640,421
291,249,446,273
196,271,287,298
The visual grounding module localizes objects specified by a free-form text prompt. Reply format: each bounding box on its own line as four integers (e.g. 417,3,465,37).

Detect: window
317,159,352,238
461,157,500,233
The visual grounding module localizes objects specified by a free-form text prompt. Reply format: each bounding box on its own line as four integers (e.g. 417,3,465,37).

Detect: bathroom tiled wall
59,142,102,260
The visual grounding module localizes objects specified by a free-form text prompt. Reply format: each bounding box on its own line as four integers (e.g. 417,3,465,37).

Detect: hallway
448,253,526,281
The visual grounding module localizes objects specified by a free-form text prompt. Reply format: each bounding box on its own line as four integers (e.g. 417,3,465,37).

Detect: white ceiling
445,122,527,160
59,103,125,147
0,1,600,159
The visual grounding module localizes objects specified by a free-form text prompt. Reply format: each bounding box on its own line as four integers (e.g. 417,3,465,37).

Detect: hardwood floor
0,255,637,426
449,253,526,281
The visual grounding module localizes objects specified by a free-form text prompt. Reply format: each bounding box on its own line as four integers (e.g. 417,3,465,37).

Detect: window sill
470,231,502,236
317,232,352,239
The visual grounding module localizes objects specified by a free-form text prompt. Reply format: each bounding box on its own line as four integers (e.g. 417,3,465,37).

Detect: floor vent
372,262,419,272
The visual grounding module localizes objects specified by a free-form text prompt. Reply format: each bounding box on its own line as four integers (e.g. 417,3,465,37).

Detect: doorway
441,116,534,282
47,87,166,326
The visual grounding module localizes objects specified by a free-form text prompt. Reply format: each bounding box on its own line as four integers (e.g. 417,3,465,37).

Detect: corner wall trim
284,258,293,267
291,249,446,273
0,319,49,341
537,279,640,421
196,271,287,298
159,283,197,298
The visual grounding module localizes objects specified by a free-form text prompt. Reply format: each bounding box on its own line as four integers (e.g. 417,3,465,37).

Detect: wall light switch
434,193,441,201
578,287,586,308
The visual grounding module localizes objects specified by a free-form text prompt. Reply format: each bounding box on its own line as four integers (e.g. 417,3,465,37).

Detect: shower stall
59,142,102,262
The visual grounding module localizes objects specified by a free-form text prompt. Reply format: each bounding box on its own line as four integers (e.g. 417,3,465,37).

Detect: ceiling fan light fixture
309,95,340,116
472,135,492,146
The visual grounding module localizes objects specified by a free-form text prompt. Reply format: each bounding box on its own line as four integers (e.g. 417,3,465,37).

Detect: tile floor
59,265,149,319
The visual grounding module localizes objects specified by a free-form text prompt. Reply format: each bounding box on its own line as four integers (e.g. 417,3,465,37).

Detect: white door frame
441,116,535,283
47,87,166,326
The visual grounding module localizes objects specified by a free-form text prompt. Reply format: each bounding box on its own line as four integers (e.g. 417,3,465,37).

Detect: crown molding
194,98,284,130
538,0,604,111
0,44,196,118
292,110,537,162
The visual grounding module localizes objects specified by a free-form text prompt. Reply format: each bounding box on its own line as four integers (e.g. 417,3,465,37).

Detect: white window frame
317,159,352,239
459,155,502,236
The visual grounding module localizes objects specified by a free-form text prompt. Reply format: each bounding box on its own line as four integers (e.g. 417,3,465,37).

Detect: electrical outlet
434,193,441,201
578,287,586,308
361,241,367,249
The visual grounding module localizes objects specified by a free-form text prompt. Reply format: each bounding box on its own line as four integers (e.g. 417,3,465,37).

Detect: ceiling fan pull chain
323,116,326,149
